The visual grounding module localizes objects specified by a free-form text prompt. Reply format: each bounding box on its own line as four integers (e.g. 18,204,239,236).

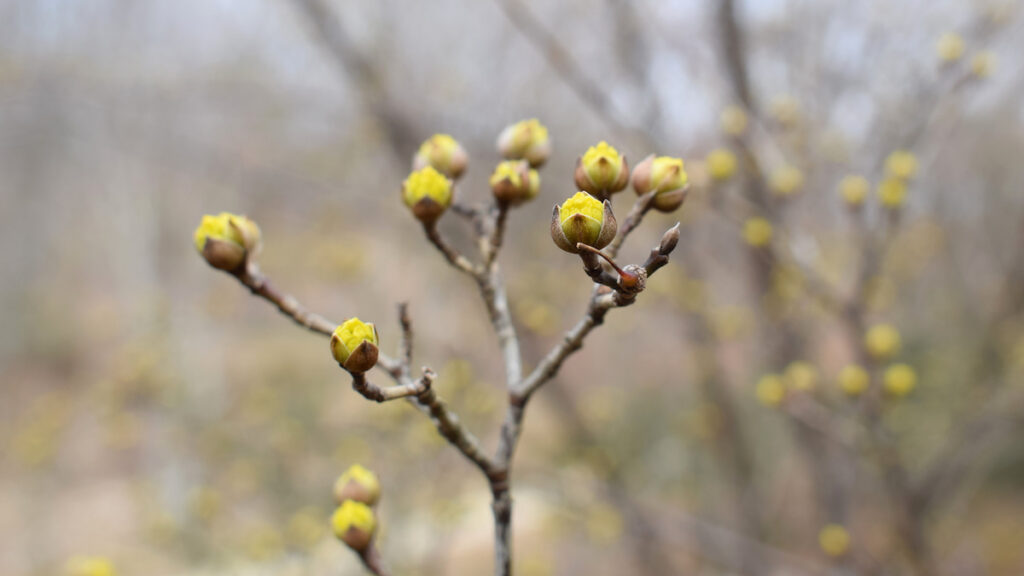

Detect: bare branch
350,370,432,403
423,221,482,277
606,191,656,258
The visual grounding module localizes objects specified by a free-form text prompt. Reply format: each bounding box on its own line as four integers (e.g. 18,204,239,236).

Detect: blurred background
2,0,1024,575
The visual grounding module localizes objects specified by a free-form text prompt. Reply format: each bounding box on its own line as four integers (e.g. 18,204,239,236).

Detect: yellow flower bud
884,150,917,180
631,155,689,212
402,166,453,224
497,118,551,167
883,363,917,397
769,165,804,197
65,556,116,576
334,463,381,506
865,323,901,361
837,364,870,397
575,141,630,198
818,524,850,557
877,177,908,209
720,105,748,136
705,148,738,181
756,374,786,407
331,318,379,373
971,51,996,78
331,500,376,551
413,134,468,179
489,160,540,205
935,32,965,63
550,192,617,253
784,361,818,392
743,217,773,248
193,212,261,271
838,175,869,207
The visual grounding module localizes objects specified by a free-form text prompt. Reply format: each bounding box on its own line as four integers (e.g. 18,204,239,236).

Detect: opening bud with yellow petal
497,118,551,167
331,318,379,373
331,500,376,552
333,464,381,506
883,363,917,397
631,155,690,212
838,175,869,208
193,212,261,271
705,148,738,182
65,557,116,576
884,150,918,180
574,141,630,199
413,134,468,179
402,166,453,224
837,364,870,397
865,323,901,361
550,192,617,253
489,160,540,206
769,165,804,197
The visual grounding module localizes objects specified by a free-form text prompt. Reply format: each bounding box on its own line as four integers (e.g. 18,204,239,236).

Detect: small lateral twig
607,190,657,258
423,222,481,277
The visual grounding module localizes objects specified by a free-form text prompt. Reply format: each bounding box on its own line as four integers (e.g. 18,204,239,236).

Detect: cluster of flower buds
331,464,381,552
193,212,261,272
331,318,380,373
402,165,454,224
574,141,630,200
490,160,540,206
413,134,468,180
631,154,690,212
550,191,616,254
497,118,551,167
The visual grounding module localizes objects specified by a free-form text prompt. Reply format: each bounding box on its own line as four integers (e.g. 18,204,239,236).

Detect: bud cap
551,192,617,253
331,318,380,373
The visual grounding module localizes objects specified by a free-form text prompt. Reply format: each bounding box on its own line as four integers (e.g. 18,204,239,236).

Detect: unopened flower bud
838,175,869,208
413,134,468,179
865,323,901,361
659,223,681,255
883,363,917,397
193,212,261,271
402,166,453,224
489,160,540,205
631,155,689,212
65,557,116,576
333,464,381,506
331,318,379,373
575,141,630,199
497,118,551,167
705,148,738,181
331,500,376,552
550,192,617,253
837,364,870,397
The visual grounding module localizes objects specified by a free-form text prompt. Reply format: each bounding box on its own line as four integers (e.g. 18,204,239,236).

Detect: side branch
237,267,337,336
607,191,657,258
424,222,482,277
350,370,433,403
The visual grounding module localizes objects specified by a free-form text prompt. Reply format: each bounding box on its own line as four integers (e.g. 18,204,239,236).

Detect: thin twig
607,191,656,258
423,222,482,277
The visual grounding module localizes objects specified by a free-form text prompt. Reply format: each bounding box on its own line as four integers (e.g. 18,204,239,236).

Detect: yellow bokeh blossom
936,32,965,63
720,105,748,135
785,361,818,392
885,150,918,180
819,524,851,557
706,148,738,181
877,177,908,208
743,217,773,248
770,165,804,196
838,175,869,207
865,323,901,360
884,363,917,397
837,364,870,397
756,374,786,406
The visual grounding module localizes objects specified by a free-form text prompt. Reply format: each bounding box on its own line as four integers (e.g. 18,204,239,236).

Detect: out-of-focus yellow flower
838,175,869,207
65,556,116,576
575,141,630,198
885,150,918,180
551,192,616,253
334,463,381,506
490,160,540,206
720,105,748,135
287,507,327,549
756,374,786,406
877,177,908,209
631,155,689,212
785,361,818,392
497,118,551,167
413,134,468,179
706,148,738,181
402,166,453,224
331,500,376,551
244,525,284,560
865,323,901,360
837,364,870,397
331,318,379,373
770,95,801,126
188,486,222,523
818,524,851,557
585,503,624,544
884,363,917,397
193,212,261,271
769,165,804,196
971,51,996,78
936,32,966,63
743,217,773,248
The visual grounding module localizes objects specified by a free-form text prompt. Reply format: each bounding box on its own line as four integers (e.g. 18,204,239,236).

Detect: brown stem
423,221,481,277
359,543,392,576
607,191,656,258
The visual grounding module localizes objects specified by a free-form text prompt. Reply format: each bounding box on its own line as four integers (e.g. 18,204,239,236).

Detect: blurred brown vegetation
2,1,1024,575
